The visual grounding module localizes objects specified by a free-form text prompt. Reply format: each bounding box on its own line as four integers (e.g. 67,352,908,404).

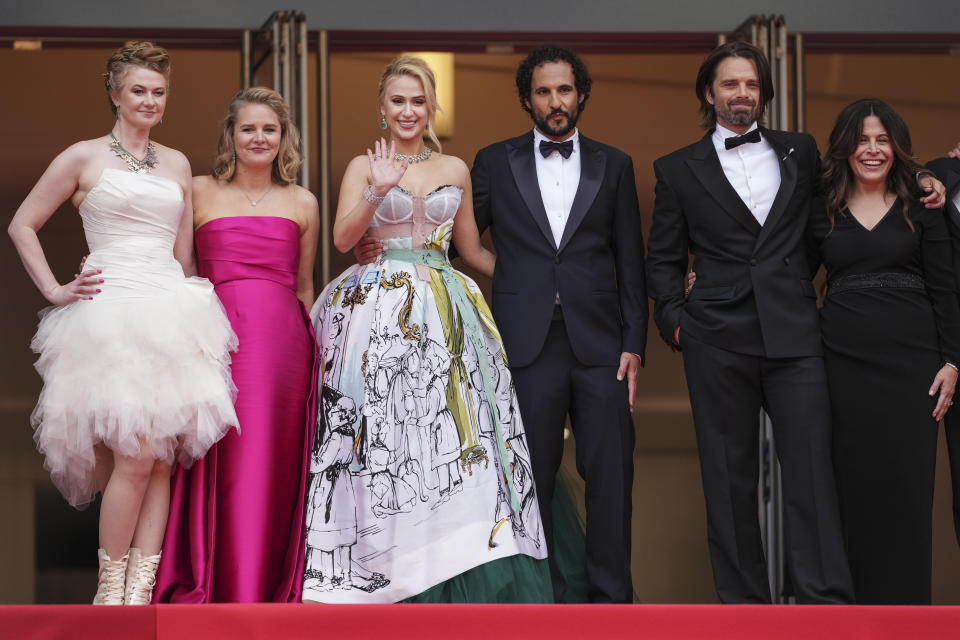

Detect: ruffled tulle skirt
30,275,239,508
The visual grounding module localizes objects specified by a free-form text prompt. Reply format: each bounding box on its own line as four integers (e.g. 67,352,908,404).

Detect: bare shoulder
48,139,103,188
49,138,103,178
345,154,369,174
340,154,371,192
343,155,370,177
432,153,470,189
191,175,225,224
293,186,319,232
61,138,101,164
435,152,469,174
156,144,190,173
192,174,217,197
291,183,319,213
144,143,191,191
280,183,318,232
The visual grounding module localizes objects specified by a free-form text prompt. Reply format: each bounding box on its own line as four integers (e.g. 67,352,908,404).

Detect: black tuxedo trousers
512,307,634,603
681,334,851,603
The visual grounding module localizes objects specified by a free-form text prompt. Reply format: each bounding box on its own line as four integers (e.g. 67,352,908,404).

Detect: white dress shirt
533,127,581,247
712,123,780,226
953,187,960,219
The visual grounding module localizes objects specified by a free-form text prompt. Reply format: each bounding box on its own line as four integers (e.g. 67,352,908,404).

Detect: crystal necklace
109,132,158,174
240,184,273,207
395,146,432,164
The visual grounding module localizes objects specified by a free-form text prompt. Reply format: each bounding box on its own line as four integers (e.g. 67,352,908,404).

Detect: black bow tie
539,139,574,159
724,128,761,150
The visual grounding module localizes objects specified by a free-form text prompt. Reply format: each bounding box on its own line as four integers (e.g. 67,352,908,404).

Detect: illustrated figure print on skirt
304,219,546,602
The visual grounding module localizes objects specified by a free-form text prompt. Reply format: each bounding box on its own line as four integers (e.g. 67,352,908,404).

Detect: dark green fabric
550,474,590,603
402,473,590,603
402,553,553,603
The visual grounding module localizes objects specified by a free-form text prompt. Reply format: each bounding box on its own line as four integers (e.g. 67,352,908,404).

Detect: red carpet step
3,603,960,639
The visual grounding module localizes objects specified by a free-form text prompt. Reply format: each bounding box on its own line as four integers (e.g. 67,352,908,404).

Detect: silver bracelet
363,184,387,205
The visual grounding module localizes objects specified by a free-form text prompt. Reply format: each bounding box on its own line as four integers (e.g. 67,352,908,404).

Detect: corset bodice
370,184,462,227
368,185,462,256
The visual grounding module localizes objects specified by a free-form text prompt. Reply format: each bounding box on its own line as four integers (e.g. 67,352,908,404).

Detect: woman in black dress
810,98,960,604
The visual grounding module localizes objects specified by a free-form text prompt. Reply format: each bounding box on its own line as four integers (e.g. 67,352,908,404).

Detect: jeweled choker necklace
109,132,158,174
395,147,432,164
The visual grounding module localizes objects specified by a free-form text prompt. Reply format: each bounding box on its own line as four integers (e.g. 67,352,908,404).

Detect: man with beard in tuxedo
469,46,646,603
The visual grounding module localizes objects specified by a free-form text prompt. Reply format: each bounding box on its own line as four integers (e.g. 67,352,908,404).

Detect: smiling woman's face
233,102,281,168
847,115,893,188
112,66,168,129
380,75,430,142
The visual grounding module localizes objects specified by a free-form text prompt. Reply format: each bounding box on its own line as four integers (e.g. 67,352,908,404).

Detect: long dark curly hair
515,45,592,116
821,98,925,229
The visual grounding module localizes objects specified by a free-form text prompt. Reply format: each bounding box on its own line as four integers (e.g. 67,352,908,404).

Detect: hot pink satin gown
155,215,317,602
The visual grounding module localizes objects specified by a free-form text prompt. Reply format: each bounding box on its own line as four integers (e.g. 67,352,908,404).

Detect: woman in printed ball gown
7,41,238,605
303,56,552,603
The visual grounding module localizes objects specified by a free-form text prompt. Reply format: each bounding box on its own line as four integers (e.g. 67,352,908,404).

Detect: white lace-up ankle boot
123,548,141,603
92,549,128,605
124,549,162,605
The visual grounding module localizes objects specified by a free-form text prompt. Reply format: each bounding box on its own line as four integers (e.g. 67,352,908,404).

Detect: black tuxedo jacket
646,127,823,358
470,131,648,368
927,157,960,289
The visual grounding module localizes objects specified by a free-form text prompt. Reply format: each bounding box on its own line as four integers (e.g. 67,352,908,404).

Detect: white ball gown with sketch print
29,167,239,509
305,184,548,603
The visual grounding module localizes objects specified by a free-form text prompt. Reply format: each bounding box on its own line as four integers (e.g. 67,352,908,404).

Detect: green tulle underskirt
402,553,553,603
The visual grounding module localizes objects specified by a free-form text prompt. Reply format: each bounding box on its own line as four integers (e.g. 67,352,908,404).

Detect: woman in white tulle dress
7,42,238,605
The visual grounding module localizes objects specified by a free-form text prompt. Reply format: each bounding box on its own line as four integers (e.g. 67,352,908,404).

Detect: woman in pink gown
155,87,320,602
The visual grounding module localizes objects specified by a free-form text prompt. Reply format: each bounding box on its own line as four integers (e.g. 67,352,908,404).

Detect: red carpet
3,603,960,639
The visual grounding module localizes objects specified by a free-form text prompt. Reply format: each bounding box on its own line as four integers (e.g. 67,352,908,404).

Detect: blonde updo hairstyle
212,87,302,185
103,41,170,115
378,56,443,153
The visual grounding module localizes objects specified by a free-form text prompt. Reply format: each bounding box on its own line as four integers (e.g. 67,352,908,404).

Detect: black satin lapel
687,140,761,235
557,140,605,252
508,139,557,250
754,133,797,250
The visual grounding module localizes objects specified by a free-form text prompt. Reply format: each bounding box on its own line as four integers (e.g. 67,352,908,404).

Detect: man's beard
716,99,760,128
533,105,580,139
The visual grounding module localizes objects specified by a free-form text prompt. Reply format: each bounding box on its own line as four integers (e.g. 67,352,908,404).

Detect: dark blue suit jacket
470,131,648,368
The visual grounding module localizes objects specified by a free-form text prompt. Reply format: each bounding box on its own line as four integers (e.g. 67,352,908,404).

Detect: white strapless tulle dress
30,168,239,508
